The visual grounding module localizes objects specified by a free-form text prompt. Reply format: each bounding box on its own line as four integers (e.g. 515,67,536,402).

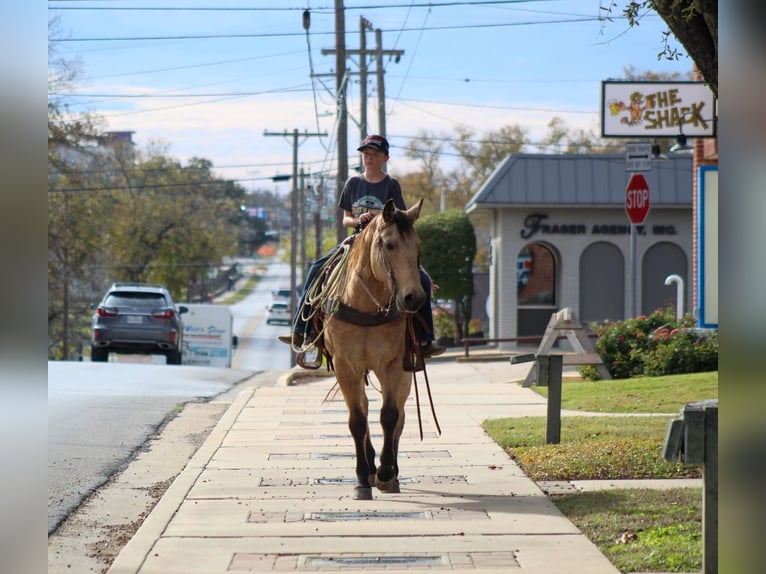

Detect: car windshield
105,293,167,307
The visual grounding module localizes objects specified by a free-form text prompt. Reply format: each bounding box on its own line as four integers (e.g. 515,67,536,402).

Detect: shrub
582,309,718,380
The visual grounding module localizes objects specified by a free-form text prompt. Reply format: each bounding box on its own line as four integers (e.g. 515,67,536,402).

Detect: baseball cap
357,134,389,154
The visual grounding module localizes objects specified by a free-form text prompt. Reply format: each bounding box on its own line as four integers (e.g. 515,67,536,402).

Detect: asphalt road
47,362,256,534
48,258,296,535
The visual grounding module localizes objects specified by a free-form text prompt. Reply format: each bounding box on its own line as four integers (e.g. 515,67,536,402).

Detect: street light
670,113,694,154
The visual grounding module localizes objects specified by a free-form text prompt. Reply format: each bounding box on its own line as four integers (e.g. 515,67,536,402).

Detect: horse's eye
385,241,395,251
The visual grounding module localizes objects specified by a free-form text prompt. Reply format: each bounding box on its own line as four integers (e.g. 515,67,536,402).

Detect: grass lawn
533,371,718,413
556,488,703,573
482,371,717,573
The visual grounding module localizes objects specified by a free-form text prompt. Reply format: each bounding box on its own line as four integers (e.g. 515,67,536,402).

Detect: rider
278,134,445,359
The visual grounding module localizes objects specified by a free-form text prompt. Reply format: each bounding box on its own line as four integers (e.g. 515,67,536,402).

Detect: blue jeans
293,247,435,344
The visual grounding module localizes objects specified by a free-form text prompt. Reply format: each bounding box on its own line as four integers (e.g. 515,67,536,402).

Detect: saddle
294,236,423,372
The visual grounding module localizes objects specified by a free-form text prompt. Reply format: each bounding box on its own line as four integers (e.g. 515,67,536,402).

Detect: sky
48,0,695,197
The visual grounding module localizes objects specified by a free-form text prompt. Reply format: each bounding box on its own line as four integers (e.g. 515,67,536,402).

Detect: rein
406,316,442,440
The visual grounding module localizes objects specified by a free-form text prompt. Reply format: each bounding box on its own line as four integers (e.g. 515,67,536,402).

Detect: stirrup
296,349,323,370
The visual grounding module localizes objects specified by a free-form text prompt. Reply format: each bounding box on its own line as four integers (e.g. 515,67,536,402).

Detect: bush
582,309,718,380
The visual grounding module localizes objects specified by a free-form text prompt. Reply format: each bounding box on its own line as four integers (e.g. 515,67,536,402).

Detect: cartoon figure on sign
608,91,647,126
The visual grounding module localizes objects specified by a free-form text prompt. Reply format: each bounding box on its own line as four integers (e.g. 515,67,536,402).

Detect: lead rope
406,316,442,440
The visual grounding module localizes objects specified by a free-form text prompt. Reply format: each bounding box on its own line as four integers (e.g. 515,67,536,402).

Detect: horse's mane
347,209,416,272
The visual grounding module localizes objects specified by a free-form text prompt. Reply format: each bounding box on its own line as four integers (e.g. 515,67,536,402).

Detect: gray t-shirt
338,175,406,219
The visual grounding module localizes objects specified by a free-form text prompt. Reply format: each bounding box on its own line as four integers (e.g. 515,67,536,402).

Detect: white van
181,304,238,368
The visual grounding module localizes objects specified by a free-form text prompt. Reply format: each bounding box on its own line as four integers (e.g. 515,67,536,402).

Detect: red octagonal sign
625,173,650,225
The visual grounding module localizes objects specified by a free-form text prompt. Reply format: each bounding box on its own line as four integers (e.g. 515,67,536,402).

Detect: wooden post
537,355,563,445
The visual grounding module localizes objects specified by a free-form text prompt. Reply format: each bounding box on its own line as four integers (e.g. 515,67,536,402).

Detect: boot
278,332,304,347
420,341,445,359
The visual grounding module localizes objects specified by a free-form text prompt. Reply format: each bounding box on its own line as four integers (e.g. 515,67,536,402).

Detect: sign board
697,166,718,328
625,173,650,225
181,304,236,367
601,81,716,138
625,142,653,172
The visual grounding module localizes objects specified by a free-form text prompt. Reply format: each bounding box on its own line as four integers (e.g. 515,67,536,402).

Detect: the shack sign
601,81,716,138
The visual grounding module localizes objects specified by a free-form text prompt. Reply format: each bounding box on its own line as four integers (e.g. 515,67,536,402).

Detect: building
465,153,693,341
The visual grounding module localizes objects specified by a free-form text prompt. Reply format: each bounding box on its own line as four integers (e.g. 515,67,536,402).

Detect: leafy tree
416,210,477,342
612,1,717,98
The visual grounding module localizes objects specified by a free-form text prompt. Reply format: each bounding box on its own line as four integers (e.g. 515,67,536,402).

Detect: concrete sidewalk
106,358,689,574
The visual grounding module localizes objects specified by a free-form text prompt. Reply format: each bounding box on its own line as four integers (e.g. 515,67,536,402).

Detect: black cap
357,134,389,154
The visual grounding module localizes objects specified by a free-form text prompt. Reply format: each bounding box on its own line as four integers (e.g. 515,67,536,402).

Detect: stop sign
625,173,650,224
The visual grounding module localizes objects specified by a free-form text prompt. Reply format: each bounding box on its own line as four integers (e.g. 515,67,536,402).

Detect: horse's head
369,198,426,314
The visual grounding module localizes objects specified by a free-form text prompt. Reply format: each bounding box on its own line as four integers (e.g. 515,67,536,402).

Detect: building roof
465,153,692,212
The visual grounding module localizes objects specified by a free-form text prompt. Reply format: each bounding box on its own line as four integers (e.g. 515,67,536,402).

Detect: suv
91,283,188,364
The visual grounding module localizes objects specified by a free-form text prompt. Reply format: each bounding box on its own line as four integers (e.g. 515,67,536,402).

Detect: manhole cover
306,511,429,521
302,555,446,567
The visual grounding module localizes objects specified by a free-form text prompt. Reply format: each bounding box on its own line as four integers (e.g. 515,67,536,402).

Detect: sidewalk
106,357,691,574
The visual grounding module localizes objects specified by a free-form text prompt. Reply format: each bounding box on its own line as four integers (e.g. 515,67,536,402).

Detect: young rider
278,134,444,359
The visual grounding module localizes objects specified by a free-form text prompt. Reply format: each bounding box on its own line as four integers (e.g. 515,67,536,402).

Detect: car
266,301,291,325
271,287,292,301
90,283,188,364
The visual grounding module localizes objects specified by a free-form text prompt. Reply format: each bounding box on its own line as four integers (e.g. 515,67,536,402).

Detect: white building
465,153,692,342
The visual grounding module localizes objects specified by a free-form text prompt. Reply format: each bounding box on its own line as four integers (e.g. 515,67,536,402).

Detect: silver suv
91,283,188,364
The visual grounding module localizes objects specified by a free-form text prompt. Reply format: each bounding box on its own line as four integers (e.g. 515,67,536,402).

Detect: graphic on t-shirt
351,195,385,217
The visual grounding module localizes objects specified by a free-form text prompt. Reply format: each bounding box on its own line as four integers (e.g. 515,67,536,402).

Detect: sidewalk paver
108,360,625,573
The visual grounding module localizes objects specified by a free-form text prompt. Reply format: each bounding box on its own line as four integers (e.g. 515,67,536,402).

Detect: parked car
91,283,188,364
266,300,291,325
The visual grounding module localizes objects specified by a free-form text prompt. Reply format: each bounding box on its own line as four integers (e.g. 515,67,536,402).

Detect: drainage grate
312,476,415,485
231,551,518,570
302,555,447,567
306,511,429,521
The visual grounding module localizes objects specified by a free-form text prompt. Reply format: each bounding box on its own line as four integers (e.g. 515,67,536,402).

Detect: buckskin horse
303,198,435,500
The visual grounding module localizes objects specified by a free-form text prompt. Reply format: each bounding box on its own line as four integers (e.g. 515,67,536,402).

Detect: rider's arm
343,209,375,230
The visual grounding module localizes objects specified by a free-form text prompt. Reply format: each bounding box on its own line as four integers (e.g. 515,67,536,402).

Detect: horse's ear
382,198,396,222
406,198,424,221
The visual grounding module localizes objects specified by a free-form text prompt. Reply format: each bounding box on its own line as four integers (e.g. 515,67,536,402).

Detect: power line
56,16,608,42
48,1,561,12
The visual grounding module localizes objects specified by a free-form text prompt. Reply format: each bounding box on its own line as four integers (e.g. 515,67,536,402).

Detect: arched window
579,242,624,323
517,243,557,336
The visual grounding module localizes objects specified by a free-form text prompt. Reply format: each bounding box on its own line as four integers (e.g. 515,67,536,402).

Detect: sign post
625,173,651,317
625,142,653,172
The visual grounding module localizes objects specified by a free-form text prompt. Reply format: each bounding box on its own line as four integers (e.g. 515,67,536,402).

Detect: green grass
216,275,259,305
482,372,717,572
533,371,718,413
554,488,702,573
482,416,699,480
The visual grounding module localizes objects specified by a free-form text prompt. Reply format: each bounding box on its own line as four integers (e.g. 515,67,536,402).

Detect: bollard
662,399,718,574
511,353,563,445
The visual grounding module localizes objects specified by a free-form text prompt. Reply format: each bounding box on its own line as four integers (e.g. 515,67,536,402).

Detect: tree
616,1,717,98
416,210,477,343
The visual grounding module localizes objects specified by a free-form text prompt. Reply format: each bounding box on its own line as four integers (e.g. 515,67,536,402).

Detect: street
48,259,293,534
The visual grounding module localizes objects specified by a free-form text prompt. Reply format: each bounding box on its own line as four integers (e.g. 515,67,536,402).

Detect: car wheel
165,349,182,365
91,346,109,362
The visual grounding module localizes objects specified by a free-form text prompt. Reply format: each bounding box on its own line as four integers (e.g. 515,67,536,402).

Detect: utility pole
334,0,348,243
299,167,307,285
359,17,372,141
323,9,402,239
263,128,325,366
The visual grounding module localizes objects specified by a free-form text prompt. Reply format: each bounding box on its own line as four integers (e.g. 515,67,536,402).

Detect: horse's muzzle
397,288,426,314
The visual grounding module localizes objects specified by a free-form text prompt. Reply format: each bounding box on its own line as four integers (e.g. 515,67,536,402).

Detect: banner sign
697,166,718,329
601,81,716,138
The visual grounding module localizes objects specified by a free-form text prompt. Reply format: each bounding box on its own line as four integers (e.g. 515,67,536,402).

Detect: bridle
356,231,397,314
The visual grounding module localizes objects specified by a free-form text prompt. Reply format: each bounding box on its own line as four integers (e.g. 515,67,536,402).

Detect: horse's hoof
353,486,373,500
375,477,400,494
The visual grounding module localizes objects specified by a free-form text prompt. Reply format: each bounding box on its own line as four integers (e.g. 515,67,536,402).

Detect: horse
313,198,428,500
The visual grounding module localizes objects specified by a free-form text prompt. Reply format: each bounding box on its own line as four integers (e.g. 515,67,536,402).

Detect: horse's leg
335,365,376,500
375,370,411,493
